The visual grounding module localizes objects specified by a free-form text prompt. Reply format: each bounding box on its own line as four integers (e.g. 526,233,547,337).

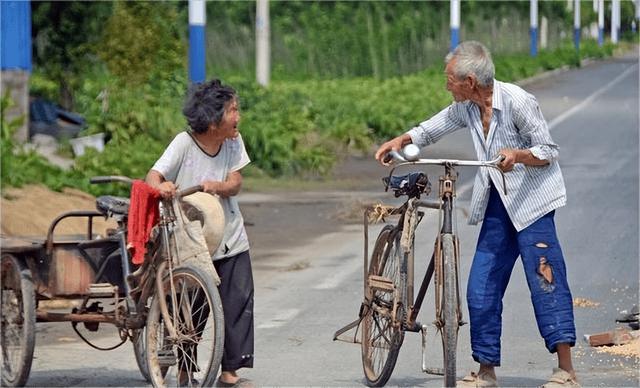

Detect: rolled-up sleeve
513,95,559,162
407,103,467,148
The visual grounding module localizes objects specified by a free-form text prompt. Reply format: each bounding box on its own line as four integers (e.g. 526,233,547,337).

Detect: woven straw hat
180,192,225,255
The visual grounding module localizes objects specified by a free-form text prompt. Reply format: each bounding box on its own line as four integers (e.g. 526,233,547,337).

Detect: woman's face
216,98,240,139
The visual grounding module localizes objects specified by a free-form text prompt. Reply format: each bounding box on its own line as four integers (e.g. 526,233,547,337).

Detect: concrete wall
1,70,30,142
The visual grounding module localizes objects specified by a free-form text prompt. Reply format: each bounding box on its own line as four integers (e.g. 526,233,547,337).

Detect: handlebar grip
383,153,393,164
177,185,204,198
90,176,133,185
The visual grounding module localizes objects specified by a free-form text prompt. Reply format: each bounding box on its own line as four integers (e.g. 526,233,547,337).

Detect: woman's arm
145,169,176,199
202,170,243,198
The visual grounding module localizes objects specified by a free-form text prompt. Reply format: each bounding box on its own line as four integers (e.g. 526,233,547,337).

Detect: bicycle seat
383,172,430,198
96,196,130,217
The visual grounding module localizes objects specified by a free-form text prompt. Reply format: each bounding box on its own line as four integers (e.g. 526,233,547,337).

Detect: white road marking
313,255,361,290
547,64,638,130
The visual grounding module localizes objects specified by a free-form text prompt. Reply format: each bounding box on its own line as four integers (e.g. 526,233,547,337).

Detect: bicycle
334,145,505,387
1,176,224,387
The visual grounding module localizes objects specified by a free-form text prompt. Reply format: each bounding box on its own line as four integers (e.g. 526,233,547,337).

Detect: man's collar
492,79,504,111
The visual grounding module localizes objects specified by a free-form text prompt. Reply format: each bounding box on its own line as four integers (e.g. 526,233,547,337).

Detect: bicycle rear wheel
361,225,407,387
145,261,224,388
440,234,459,387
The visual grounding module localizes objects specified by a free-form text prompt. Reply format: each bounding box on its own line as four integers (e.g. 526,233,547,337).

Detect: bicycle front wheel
361,225,407,387
440,233,460,387
1,254,36,387
145,261,224,388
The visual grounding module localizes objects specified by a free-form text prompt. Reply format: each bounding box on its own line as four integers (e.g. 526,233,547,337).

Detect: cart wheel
1,254,36,387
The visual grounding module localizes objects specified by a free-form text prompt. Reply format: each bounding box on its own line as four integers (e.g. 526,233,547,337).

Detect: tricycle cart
1,177,224,387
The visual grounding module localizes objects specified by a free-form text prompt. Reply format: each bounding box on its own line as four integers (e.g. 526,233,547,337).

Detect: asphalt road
23,51,639,387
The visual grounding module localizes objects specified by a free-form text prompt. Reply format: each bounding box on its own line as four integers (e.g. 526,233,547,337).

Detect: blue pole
530,0,538,57
0,1,32,71
450,0,460,52
188,0,206,83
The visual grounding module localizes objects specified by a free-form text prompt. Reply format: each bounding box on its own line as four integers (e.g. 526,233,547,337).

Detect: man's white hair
445,41,495,87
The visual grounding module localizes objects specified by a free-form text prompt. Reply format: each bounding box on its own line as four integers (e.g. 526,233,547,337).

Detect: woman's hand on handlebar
202,181,222,196
157,181,177,200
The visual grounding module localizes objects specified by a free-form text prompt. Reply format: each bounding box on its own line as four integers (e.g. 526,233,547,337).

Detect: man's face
445,59,472,102
218,99,240,139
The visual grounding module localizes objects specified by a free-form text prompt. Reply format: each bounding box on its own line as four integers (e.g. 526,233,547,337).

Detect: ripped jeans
467,185,576,366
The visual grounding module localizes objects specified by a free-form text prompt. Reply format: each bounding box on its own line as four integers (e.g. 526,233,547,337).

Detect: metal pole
612,0,620,43
450,0,460,52
574,0,581,51
598,0,604,46
256,0,270,87
188,0,206,83
530,0,538,57
541,16,548,49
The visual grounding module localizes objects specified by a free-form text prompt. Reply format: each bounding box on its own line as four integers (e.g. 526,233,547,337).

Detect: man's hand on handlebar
497,149,518,172
375,134,412,166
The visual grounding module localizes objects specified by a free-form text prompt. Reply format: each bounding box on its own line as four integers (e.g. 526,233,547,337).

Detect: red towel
127,180,161,264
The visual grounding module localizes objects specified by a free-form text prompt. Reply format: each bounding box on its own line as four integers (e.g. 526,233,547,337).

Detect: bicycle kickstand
421,324,444,376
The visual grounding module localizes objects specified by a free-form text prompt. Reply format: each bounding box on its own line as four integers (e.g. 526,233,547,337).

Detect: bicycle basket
383,172,431,198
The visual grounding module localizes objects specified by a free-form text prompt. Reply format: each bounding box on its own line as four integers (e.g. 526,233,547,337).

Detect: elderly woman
146,79,254,387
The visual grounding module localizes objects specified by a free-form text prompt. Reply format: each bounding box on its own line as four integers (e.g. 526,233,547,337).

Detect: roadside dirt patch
595,337,640,360
573,297,601,308
1,185,116,237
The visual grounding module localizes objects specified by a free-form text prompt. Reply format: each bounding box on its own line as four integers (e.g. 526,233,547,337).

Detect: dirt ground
1,185,116,237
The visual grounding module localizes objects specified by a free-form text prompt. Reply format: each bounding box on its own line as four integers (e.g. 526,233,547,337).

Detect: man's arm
512,94,559,165
202,170,243,198
374,133,413,165
498,148,548,172
375,104,467,165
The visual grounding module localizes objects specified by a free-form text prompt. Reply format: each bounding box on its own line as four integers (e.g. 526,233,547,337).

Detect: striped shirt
407,80,566,231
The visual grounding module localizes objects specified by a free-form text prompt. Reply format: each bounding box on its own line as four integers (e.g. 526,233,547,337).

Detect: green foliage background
5,1,633,196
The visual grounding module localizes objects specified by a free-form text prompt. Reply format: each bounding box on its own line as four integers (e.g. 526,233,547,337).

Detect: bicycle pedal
157,350,177,367
87,283,117,297
424,367,444,376
368,275,395,293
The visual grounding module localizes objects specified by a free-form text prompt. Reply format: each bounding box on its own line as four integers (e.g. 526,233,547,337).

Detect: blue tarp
30,98,86,139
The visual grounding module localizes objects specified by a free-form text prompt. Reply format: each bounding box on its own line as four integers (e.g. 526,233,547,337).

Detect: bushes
2,41,618,197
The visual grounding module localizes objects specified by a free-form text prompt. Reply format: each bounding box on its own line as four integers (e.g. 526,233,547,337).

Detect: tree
31,2,113,109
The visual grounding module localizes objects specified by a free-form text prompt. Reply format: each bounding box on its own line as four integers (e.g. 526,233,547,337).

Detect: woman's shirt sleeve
151,133,189,182
228,133,251,172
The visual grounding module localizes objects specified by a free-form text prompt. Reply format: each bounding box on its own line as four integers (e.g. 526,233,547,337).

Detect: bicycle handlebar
90,176,203,198
176,185,204,198
90,176,134,185
386,149,508,195
388,151,504,168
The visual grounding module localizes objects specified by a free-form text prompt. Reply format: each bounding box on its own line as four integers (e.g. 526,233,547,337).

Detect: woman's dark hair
182,79,237,133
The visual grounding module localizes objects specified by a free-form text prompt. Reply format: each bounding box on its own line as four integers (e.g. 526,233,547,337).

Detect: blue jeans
467,186,576,366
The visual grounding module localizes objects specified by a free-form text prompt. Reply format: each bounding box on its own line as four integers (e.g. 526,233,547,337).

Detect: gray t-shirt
152,131,251,260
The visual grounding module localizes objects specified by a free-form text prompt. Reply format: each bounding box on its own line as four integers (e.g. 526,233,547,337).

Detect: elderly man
375,41,579,388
